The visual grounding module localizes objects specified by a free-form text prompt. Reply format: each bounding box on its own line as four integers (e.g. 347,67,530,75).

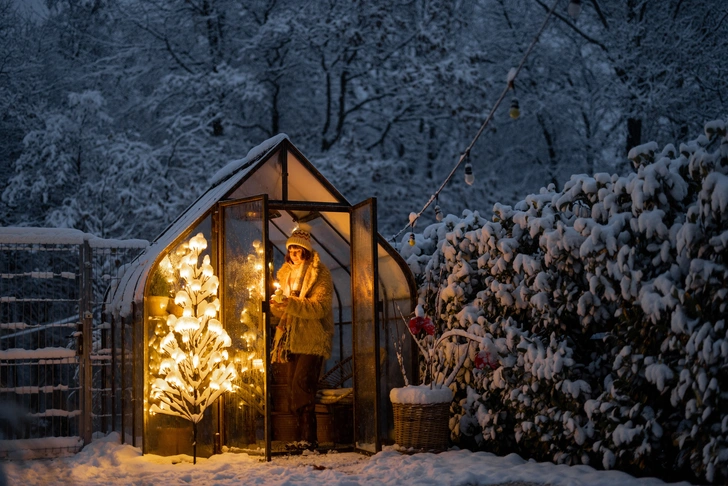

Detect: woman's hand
270,297,289,315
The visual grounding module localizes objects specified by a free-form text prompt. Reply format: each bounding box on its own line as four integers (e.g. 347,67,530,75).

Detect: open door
350,198,380,453
218,196,271,458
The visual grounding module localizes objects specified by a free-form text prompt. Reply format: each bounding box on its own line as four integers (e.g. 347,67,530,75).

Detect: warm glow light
151,234,264,426
272,280,286,302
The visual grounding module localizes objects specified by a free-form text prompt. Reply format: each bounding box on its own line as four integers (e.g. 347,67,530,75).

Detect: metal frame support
80,241,94,445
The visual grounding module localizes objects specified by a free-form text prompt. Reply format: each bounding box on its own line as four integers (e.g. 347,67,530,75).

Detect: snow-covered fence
0,228,147,458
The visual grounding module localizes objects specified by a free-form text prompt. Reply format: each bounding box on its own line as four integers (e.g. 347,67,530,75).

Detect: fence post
80,241,94,445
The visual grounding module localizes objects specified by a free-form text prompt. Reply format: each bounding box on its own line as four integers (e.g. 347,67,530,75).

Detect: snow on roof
0,227,148,248
209,133,289,186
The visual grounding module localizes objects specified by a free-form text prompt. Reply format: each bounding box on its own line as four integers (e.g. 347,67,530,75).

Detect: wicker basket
392,402,450,452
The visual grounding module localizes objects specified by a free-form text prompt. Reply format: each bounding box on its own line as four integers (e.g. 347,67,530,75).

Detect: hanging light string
389,0,565,243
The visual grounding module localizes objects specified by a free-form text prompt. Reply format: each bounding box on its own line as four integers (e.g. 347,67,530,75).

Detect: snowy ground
0,433,693,486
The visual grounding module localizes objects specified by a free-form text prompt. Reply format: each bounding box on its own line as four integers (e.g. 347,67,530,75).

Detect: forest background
2,0,726,241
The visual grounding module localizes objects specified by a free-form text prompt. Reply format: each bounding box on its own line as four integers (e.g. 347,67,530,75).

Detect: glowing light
208,320,223,334
464,162,475,185
509,98,520,119
272,281,285,303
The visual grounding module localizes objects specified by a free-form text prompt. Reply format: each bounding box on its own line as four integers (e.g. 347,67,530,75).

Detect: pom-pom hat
286,223,313,252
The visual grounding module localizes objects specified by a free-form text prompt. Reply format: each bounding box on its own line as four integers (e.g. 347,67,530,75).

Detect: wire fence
0,230,147,458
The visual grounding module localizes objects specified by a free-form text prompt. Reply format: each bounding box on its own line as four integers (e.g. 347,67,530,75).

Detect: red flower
408,316,423,335
408,316,435,337
475,351,498,370
422,318,435,336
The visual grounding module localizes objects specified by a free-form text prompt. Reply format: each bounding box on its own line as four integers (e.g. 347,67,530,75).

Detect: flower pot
155,426,193,456
148,296,169,316
167,299,184,317
390,385,452,452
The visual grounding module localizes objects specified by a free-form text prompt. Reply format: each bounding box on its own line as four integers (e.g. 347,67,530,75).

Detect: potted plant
391,305,452,452
147,268,171,316
392,303,497,452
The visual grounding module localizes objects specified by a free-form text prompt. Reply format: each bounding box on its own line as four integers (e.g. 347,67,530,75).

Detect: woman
270,223,334,450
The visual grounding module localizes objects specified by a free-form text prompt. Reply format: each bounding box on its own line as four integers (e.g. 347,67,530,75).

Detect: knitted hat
286,223,313,252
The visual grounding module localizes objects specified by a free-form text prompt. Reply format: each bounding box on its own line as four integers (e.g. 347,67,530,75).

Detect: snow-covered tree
3,0,727,239
149,232,236,464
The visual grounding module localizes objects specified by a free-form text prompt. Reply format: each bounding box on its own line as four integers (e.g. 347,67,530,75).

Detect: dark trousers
288,353,323,443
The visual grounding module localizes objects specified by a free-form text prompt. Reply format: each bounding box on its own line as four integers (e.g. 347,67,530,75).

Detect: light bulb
509,98,520,119
435,204,443,222
464,162,475,185
568,0,581,19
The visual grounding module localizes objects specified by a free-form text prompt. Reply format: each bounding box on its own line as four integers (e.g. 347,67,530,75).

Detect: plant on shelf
149,267,172,296
147,262,174,317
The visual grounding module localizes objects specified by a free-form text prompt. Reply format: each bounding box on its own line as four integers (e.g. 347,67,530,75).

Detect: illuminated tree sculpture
149,232,236,464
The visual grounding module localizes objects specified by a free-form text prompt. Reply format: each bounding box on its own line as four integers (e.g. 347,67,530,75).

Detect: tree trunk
193,421,197,465
626,117,642,156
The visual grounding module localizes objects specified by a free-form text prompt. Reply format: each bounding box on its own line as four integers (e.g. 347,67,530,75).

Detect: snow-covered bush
401,119,728,483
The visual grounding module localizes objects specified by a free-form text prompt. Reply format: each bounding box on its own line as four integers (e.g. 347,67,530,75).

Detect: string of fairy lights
391,0,583,246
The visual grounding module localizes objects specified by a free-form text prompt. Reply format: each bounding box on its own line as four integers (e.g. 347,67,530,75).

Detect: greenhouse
108,135,416,460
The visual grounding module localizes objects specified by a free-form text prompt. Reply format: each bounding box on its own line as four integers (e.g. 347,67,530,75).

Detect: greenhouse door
217,196,272,459
351,198,381,453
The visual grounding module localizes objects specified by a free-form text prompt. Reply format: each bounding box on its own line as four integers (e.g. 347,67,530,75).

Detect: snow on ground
0,433,691,486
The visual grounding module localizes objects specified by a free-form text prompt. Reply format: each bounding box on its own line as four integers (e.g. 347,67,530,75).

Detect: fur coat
271,250,334,360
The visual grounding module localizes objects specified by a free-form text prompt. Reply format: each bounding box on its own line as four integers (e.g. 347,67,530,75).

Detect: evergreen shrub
401,120,728,484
